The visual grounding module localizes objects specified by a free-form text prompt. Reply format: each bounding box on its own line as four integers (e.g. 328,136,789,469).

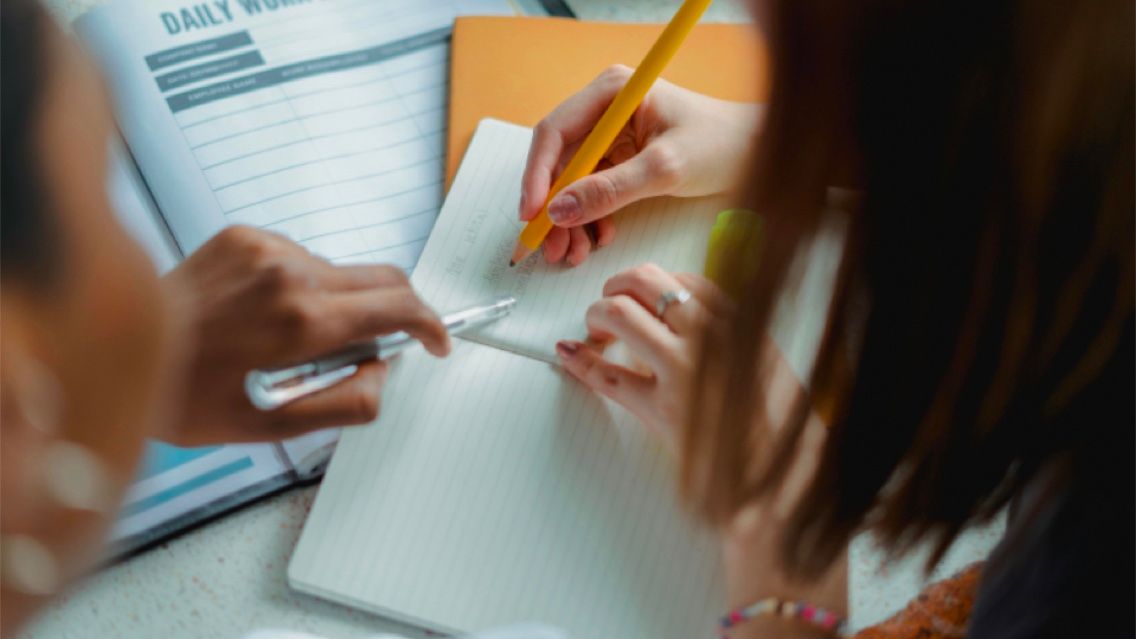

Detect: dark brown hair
685,0,1134,578
1,0,61,286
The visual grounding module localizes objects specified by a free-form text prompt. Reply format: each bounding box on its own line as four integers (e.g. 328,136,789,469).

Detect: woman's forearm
727,617,843,639
719,509,849,639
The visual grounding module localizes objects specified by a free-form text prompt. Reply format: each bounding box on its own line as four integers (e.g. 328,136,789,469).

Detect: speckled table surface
25,2,1003,637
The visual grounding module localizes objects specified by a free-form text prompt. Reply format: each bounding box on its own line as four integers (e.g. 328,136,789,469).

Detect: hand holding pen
161,227,452,446
246,295,515,411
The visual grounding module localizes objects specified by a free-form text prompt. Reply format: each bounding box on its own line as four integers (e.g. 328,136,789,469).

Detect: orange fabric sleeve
853,562,984,639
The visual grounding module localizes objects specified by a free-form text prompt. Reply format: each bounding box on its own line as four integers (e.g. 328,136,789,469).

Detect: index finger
520,65,634,222
585,294,682,373
319,263,410,292
314,287,451,358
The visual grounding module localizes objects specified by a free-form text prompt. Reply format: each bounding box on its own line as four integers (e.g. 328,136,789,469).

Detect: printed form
78,0,515,269
76,0,517,556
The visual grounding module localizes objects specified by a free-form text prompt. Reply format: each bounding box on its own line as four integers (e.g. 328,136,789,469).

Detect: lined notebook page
411,118,726,362
288,341,722,637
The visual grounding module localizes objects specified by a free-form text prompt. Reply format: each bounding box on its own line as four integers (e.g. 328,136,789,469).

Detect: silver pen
245,295,516,411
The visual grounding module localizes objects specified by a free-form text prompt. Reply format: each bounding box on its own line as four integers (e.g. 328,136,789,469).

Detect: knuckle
393,286,421,312
587,366,613,391
585,172,622,210
377,265,410,286
598,368,622,392
394,289,432,327
622,270,649,294
644,144,684,189
353,390,381,422
532,119,559,146
215,225,258,248
604,295,637,323
600,64,632,84
277,296,317,338
258,260,305,295
601,276,617,296
621,263,662,293
224,226,276,260
578,358,609,389
630,262,660,285
248,242,281,269
417,306,441,334
674,272,698,287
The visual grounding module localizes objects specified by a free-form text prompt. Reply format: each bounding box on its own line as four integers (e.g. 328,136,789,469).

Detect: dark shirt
968,447,1134,637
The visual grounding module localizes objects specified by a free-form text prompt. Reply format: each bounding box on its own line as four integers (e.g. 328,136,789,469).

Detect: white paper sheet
289,119,726,639
290,342,723,639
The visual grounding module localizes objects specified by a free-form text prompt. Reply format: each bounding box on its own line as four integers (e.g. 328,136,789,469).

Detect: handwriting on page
410,119,723,362
485,230,539,299
444,206,538,299
443,209,489,278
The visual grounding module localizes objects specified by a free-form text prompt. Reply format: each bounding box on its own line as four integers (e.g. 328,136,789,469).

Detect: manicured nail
556,340,580,357
517,192,528,220
548,193,581,225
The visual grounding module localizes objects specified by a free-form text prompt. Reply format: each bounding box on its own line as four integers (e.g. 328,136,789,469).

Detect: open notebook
75,0,572,558
288,119,728,637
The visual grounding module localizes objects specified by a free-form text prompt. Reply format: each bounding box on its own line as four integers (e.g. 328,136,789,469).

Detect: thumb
546,149,674,227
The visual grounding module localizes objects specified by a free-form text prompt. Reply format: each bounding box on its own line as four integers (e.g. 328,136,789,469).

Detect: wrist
725,614,842,639
719,506,848,617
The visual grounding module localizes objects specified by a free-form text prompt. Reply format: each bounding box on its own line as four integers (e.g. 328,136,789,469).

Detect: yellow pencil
509,0,714,266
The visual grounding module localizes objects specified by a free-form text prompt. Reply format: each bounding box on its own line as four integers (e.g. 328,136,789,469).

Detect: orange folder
445,16,769,189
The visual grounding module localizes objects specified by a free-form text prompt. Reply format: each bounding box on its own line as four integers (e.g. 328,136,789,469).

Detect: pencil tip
508,260,516,268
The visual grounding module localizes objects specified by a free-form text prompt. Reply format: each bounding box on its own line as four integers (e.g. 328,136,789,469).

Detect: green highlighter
703,208,763,299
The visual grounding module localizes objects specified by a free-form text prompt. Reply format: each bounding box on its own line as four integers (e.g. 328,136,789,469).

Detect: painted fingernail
548,193,581,225
556,340,580,357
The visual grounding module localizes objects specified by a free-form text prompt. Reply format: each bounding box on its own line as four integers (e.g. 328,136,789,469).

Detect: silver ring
655,288,692,318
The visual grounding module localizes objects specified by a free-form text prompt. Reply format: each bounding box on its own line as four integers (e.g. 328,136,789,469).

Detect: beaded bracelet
719,597,848,638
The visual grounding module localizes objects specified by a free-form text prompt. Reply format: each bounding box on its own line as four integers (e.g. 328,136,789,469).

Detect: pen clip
244,363,359,411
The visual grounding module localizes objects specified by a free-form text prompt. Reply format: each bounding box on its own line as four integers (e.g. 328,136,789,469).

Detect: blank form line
223,162,441,215
191,99,408,151
197,110,424,169
206,130,424,187
220,156,438,214
180,97,294,131
191,117,302,151
189,83,442,153
301,74,442,102
292,207,435,243
260,180,443,227
329,235,426,262
179,66,442,133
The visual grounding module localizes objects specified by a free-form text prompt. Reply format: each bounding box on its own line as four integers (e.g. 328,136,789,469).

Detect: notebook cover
446,16,768,188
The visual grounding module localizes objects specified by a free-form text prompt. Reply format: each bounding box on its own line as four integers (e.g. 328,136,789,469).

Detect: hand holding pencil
515,0,763,266
516,69,763,266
